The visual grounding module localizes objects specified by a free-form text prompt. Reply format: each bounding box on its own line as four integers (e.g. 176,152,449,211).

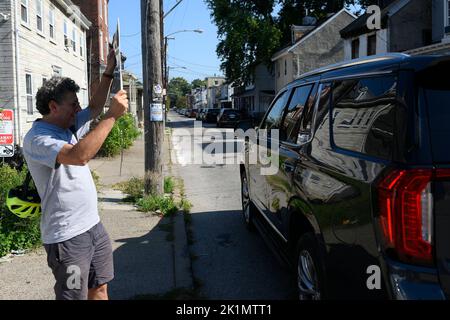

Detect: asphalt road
168,111,296,300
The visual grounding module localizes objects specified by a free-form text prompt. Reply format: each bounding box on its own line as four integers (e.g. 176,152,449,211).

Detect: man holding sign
22,48,128,300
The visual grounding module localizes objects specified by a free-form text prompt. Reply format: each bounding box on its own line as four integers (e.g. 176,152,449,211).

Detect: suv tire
296,233,326,300
240,170,255,231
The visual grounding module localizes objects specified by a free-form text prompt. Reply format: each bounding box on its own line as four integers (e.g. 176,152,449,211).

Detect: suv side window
281,84,314,143
331,76,397,160
261,90,289,132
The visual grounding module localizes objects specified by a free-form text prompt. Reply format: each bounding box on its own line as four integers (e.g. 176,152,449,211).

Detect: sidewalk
0,132,193,300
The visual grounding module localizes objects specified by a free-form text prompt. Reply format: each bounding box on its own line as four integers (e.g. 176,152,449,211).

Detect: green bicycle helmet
6,172,41,219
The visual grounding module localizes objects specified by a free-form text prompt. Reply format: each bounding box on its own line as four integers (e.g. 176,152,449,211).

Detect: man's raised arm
89,48,117,119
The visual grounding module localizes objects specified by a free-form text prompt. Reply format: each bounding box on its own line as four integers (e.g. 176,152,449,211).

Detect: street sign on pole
0,109,14,157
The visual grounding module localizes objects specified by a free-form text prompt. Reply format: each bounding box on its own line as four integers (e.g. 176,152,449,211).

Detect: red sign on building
0,109,14,145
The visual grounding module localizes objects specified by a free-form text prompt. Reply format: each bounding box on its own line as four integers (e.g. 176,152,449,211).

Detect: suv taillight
378,169,435,265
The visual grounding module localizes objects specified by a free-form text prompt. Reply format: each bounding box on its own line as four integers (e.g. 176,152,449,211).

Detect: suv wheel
240,170,255,231
296,233,325,300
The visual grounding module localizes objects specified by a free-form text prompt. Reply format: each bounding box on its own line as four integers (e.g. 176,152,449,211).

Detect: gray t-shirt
23,108,100,244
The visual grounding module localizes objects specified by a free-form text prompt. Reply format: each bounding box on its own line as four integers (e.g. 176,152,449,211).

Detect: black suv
240,54,450,300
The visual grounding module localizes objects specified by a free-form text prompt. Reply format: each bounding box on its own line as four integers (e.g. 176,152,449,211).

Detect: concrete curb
164,128,195,292
172,211,194,290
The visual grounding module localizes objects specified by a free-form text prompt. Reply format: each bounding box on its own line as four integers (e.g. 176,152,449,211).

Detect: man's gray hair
36,77,80,115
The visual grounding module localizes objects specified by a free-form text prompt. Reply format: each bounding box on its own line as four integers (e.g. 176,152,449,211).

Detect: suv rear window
331,75,397,160
421,87,450,163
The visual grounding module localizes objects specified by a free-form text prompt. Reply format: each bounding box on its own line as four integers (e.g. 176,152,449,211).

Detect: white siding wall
0,0,89,145
274,54,294,93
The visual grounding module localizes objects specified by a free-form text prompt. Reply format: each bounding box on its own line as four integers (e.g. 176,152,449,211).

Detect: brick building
72,0,109,97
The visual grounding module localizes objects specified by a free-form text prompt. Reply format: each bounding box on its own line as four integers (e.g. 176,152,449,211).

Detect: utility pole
141,0,164,195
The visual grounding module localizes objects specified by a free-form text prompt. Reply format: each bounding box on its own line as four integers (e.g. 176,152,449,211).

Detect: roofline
272,8,357,62
340,0,410,38
56,0,92,29
297,53,410,79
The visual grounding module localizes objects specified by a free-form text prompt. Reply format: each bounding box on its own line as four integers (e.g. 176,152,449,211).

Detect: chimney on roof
291,17,316,44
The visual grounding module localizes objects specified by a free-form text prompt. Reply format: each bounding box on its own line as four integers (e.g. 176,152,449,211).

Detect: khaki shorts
44,222,114,300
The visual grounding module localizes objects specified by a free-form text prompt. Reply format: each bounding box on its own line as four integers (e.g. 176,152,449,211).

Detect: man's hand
106,90,128,120
105,47,117,75
58,90,129,166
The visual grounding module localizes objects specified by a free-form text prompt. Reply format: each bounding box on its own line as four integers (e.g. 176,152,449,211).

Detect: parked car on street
204,108,221,123
196,109,206,120
217,109,246,128
240,53,450,300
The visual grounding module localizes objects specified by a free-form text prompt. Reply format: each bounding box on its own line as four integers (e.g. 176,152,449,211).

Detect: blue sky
109,0,223,83
109,1,362,83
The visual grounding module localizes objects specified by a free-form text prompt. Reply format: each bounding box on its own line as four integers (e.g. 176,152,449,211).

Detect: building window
36,0,43,33
64,21,69,48
367,34,377,56
331,76,397,160
72,28,77,52
284,59,287,76
80,34,84,57
351,38,360,59
48,7,55,39
21,0,28,24
99,31,104,61
26,74,33,115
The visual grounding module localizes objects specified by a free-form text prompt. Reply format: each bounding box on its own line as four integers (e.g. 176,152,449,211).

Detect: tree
177,96,188,109
205,0,281,86
191,78,207,89
206,0,377,85
168,77,191,108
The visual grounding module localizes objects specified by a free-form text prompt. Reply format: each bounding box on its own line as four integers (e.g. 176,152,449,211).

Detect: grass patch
164,176,175,194
137,195,178,217
178,198,193,214
113,177,144,202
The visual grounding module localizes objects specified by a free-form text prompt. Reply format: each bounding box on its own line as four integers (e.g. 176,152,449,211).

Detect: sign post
0,109,14,158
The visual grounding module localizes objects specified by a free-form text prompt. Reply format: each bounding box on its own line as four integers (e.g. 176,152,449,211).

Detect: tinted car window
261,90,289,131
331,76,397,160
282,84,314,143
421,87,450,162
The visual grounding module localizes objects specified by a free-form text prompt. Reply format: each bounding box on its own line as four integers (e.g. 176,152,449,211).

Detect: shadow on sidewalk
107,215,176,300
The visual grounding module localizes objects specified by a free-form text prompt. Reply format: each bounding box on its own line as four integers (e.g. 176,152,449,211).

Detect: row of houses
231,0,450,117
186,76,233,110
0,0,141,146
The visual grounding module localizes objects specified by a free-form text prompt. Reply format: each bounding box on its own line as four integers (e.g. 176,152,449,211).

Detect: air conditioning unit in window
64,37,71,48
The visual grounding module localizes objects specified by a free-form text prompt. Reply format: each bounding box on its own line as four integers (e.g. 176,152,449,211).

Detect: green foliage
177,96,188,109
164,177,175,194
113,177,145,202
191,79,207,89
99,113,141,157
179,198,193,214
206,0,372,84
168,77,192,108
206,0,281,85
137,195,178,216
0,165,41,258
